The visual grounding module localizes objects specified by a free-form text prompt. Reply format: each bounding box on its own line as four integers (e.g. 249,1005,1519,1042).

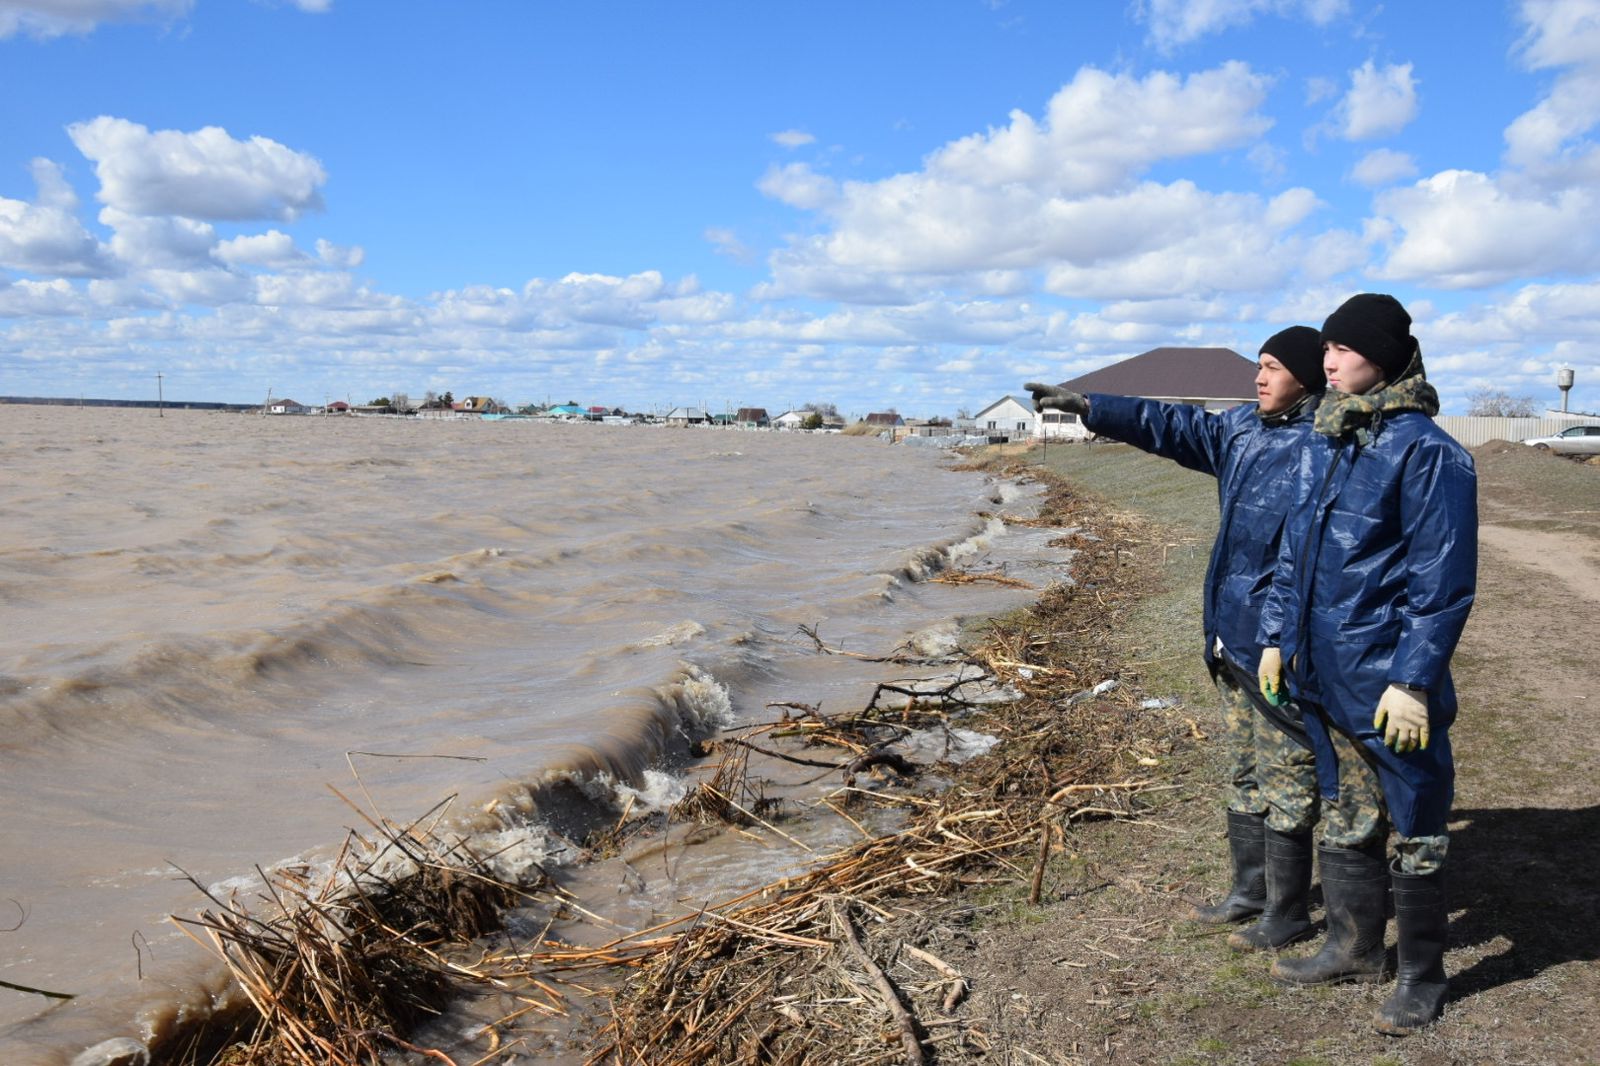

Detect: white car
1523,424,1600,455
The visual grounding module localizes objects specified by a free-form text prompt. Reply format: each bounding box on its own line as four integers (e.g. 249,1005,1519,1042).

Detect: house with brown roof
735,407,770,429
1039,346,1257,440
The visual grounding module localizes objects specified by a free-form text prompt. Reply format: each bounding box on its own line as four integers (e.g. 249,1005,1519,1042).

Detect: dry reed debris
173,793,562,1066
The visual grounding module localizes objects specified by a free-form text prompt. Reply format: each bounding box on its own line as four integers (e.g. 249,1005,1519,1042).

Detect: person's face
1323,342,1386,395
1255,353,1308,415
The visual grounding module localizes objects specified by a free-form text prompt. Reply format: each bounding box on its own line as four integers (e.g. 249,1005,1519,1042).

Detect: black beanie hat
1320,293,1415,382
1260,325,1326,393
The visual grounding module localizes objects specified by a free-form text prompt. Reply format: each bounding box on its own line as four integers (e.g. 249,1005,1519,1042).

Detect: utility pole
156,371,164,417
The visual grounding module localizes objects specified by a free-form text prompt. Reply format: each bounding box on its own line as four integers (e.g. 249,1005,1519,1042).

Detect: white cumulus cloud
770,129,816,148
1504,0,1600,170
0,276,89,316
927,63,1271,196
759,64,1282,301
216,230,307,269
68,116,327,221
1374,169,1600,287
1039,186,1318,300
100,207,216,269
315,238,364,269
1336,61,1418,141
0,159,112,276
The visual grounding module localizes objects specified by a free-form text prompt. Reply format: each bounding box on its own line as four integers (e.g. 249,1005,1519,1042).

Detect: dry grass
175,792,564,1066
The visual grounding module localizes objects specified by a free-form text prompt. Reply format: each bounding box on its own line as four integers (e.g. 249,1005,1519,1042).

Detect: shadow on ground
1445,804,1600,998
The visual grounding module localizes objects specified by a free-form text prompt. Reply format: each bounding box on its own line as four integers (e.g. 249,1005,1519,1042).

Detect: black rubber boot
1190,810,1266,924
1270,841,1389,985
1228,828,1315,951
1374,863,1448,1035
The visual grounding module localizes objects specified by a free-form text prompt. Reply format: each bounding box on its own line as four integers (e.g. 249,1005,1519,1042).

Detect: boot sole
1189,906,1264,925
1270,965,1388,987
1227,925,1316,952
1374,1009,1444,1037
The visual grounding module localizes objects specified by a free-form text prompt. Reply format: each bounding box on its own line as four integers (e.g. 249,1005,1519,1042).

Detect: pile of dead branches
175,793,564,1066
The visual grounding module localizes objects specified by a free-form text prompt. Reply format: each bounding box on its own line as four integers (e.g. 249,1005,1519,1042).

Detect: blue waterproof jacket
1258,411,1476,837
1084,393,1317,679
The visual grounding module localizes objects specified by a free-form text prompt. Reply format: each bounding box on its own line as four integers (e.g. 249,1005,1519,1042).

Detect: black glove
1023,382,1089,415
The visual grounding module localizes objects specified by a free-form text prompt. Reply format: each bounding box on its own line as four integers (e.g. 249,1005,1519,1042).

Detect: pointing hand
1023,382,1089,415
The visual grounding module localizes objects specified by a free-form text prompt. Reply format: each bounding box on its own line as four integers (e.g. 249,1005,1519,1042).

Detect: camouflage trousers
1211,660,1318,834
1317,718,1449,876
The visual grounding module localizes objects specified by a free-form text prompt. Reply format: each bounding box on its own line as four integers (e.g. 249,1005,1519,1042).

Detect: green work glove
1374,684,1429,753
1257,647,1284,706
1023,382,1090,415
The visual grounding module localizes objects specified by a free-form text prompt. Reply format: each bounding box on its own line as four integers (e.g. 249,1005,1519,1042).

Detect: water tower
1557,367,1575,413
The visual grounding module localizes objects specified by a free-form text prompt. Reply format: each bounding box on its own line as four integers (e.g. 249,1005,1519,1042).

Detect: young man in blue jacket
1257,293,1476,1035
1027,325,1325,953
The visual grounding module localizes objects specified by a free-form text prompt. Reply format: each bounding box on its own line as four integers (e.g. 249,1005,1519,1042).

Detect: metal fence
1433,414,1595,448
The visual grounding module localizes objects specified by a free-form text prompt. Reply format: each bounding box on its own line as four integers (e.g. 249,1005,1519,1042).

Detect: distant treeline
0,396,257,412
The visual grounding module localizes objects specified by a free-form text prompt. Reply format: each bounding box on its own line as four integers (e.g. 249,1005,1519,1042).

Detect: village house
666,406,711,425
735,407,770,429
453,396,508,414
266,398,309,415
1030,346,1258,440
972,396,1036,440
863,412,904,430
771,410,806,430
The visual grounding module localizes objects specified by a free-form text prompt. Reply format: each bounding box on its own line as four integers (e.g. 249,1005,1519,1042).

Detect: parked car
1522,424,1600,455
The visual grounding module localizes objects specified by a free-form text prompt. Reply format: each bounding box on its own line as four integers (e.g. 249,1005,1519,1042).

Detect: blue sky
4,0,1600,417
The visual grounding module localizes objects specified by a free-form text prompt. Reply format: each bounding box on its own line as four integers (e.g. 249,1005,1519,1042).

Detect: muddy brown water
0,407,1065,1062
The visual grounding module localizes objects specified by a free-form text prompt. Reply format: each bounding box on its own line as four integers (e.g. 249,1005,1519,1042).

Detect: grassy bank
1032,441,1217,708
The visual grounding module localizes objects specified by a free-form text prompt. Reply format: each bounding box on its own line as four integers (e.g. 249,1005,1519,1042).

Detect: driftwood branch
834,904,926,1066
798,623,948,665
1028,822,1051,906
843,751,920,788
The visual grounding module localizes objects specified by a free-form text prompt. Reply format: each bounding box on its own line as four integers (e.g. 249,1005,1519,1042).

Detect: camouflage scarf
1314,346,1440,445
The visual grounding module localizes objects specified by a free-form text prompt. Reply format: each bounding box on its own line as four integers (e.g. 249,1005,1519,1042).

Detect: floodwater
0,407,1066,1062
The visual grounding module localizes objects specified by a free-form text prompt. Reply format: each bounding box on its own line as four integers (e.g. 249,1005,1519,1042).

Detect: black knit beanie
1320,293,1415,382
1260,325,1326,393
